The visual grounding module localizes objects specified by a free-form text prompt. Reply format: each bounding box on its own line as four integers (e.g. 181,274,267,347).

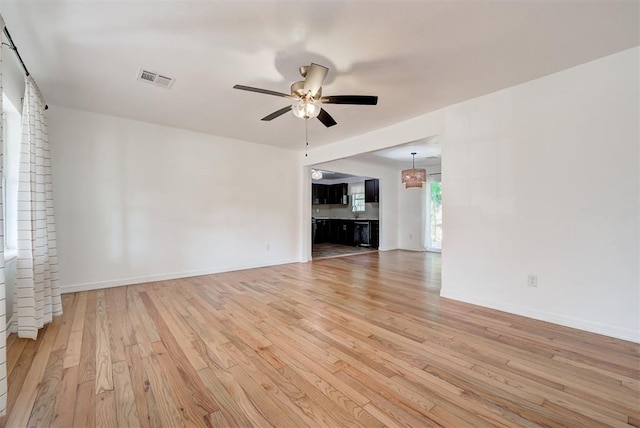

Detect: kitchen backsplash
312,203,379,219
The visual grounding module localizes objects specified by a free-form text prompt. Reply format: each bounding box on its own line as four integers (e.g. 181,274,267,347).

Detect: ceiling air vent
137,68,175,89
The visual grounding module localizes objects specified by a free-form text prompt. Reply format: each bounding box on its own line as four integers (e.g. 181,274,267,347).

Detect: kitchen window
350,182,366,213
352,193,365,213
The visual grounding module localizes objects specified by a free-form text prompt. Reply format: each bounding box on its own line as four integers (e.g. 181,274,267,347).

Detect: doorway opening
310,170,380,259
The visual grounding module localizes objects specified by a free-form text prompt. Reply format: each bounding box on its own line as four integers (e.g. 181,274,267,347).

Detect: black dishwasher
353,221,370,247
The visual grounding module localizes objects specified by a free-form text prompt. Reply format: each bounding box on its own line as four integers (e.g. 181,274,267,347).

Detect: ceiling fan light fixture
402,152,427,188
292,100,321,119
311,169,323,180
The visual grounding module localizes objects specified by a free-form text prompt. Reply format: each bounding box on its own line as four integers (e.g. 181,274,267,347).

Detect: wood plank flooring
312,243,378,259
1,250,638,427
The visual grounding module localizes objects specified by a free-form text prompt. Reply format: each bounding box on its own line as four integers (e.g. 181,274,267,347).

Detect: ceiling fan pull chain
305,118,309,157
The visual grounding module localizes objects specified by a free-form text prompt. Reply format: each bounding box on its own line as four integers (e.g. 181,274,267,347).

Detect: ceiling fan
233,63,378,128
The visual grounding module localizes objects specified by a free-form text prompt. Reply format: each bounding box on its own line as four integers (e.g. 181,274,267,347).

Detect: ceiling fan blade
317,108,337,128
233,84,295,99
320,95,378,105
261,105,292,121
303,63,329,98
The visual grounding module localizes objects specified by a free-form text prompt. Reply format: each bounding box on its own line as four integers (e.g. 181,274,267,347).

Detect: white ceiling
354,137,442,169
1,1,637,151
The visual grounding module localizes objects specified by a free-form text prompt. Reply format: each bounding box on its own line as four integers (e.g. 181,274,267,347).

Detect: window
352,193,365,213
428,181,442,250
2,93,20,254
350,182,365,213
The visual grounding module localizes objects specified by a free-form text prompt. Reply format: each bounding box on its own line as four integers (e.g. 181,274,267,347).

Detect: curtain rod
2,26,49,110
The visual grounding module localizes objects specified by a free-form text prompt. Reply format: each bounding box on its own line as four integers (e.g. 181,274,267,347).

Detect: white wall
441,47,639,342
397,162,442,252
397,182,426,251
305,47,639,342
48,106,301,292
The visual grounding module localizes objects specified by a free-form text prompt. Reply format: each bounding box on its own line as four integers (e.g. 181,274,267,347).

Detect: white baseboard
59,258,299,294
6,315,15,338
440,288,639,344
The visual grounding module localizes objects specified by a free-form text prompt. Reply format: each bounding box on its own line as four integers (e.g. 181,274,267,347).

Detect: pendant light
401,152,426,188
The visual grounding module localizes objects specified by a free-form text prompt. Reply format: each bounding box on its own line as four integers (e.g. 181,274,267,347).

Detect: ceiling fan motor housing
291,81,321,99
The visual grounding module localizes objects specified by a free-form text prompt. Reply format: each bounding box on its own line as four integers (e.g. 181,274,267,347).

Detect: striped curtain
0,16,8,418
13,76,62,339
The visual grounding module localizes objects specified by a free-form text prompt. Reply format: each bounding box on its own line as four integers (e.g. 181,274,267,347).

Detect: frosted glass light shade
402,168,427,188
292,101,321,119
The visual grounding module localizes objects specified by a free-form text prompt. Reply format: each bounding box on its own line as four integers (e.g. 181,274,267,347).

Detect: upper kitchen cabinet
364,179,379,203
313,183,348,205
312,184,327,204
331,183,349,205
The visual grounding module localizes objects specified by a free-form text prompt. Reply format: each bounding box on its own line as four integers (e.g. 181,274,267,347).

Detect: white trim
5,316,15,337
440,288,640,344
59,258,300,294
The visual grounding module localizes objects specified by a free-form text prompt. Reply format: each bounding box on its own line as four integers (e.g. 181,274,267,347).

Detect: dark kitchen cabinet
328,185,339,204
313,219,322,243
312,184,328,205
340,183,349,204
313,219,378,248
330,183,349,205
365,179,379,203
312,183,348,205
329,220,341,243
335,220,354,245
370,220,379,248
314,219,331,243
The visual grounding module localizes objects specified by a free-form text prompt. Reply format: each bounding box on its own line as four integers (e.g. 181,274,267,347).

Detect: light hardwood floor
1,250,638,427
312,243,378,259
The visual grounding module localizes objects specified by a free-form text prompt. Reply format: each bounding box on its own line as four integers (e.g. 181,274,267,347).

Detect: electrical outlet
266,244,271,251
527,274,538,287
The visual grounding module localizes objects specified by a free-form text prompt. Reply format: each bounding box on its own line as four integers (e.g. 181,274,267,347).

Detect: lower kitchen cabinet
313,219,330,243
313,219,379,249
340,221,355,246
329,221,341,243
370,221,379,248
